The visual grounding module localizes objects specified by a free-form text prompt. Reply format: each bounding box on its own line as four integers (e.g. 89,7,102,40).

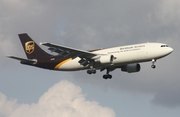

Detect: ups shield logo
25,41,35,54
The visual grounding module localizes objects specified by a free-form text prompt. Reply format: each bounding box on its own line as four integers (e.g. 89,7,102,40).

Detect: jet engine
99,55,114,64
121,63,141,73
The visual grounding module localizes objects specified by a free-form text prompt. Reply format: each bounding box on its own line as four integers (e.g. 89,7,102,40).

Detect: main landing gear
151,59,156,69
102,68,112,80
87,68,113,80
86,61,114,80
87,68,96,74
87,61,96,74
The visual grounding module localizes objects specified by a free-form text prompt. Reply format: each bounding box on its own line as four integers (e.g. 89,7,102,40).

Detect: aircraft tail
18,33,52,59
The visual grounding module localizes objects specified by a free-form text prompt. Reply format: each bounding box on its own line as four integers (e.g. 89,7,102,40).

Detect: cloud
0,93,18,117
0,80,116,117
152,88,180,108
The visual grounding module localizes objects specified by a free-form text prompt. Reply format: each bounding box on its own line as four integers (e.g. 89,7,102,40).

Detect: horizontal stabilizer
7,56,37,64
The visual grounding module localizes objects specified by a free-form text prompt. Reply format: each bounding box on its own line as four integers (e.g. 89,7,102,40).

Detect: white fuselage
57,43,173,71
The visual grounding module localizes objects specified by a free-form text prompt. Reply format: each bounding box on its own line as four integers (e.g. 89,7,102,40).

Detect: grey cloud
152,86,180,108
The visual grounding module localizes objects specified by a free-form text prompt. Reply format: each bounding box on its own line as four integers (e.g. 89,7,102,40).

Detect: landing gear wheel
103,74,112,79
151,65,156,69
92,70,96,74
103,75,108,79
87,70,92,74
87,69,96,74
108,75,112,79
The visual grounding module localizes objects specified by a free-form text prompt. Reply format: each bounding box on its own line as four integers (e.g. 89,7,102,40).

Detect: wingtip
6,55,13,58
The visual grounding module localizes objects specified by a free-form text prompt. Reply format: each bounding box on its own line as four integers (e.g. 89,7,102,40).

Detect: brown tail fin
18,33,52,59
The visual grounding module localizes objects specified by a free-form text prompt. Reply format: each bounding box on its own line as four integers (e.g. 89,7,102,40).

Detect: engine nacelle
99,55,114,64
121,63,141,73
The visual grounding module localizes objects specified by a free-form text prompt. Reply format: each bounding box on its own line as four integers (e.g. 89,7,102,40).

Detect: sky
0,0,180,117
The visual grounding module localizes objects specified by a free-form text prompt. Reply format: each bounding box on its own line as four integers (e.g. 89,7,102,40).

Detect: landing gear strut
87,61,96,74
151,59,156,69
102,68,112,79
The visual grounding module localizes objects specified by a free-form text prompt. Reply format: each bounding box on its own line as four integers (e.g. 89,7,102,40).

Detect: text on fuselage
108,45,145,54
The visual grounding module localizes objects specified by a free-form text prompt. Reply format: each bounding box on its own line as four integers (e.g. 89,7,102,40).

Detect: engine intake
121,63,141,73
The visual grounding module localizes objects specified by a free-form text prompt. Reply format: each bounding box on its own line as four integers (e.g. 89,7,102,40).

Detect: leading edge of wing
40,42,104,58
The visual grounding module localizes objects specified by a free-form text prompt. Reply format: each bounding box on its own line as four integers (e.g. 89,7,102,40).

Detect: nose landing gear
151,59,156,69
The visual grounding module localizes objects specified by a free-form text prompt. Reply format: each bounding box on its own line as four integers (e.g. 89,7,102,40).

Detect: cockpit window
161,45,168,47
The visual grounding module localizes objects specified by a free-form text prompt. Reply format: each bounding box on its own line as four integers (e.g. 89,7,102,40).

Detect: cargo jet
8,33,173,79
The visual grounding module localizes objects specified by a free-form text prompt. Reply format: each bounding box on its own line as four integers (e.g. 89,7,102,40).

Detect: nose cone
168,47,173,54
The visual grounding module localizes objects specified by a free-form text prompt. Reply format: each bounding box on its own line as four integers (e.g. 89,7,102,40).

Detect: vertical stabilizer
18,33,51,59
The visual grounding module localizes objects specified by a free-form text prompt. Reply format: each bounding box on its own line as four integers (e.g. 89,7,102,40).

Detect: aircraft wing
7,56,37,64
41,42,102,59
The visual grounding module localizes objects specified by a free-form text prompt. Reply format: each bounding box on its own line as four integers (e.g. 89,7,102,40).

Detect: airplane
7,33,173,79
